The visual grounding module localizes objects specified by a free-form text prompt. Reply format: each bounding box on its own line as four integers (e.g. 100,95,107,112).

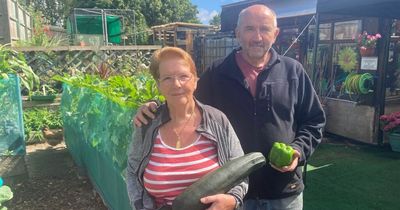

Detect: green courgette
171,152,266,210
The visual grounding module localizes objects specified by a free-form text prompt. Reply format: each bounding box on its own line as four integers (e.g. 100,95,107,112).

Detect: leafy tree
209,13,221,26
140,0,199,26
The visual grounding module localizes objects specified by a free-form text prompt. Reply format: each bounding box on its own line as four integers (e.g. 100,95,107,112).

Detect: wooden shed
151,22,217,56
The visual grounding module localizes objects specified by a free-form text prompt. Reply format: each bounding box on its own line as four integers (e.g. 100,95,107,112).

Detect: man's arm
290,64,326,165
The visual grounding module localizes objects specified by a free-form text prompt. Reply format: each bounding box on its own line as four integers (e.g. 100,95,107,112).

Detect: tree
140,0,199,26
209,13,221,26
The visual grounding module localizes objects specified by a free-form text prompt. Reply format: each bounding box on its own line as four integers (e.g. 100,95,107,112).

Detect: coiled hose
342,73,374,94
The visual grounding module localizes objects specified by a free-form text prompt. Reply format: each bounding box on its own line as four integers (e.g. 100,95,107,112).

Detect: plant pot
30,95,56,101
359,47,375,57
388,132,400,152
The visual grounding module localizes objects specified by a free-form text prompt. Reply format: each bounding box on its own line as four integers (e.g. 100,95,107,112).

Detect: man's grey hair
236,4,278,28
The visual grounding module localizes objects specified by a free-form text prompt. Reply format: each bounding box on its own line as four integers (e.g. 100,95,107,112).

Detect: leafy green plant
31,84,57,96
59,71,163,170
0,44,40,93
0,184,13,210
54,72,164,109
1,150,14,156
26,131,45,144
23,108,62,144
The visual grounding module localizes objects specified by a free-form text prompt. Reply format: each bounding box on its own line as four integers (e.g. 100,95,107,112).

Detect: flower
356,31,381,50
380,111,400,133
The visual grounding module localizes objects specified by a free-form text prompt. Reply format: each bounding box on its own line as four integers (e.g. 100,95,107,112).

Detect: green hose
343,73,373,94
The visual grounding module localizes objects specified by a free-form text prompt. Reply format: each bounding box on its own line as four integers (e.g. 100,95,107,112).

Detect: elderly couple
126,4,325,210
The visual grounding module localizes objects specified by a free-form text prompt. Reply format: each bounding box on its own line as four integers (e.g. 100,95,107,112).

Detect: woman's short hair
149,47,197,80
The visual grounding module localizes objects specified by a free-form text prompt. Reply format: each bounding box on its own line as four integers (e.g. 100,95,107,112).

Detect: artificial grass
304,142,400,210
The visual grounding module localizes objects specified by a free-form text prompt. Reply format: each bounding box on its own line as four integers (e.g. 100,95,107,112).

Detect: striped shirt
143,133,220,207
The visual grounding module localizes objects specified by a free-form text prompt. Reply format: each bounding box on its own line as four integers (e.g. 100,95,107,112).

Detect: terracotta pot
360,47,375,57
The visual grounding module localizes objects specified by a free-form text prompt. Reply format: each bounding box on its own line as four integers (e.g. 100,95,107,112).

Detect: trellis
13,45,161,92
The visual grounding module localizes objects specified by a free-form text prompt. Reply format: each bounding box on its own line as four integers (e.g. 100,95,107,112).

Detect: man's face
235,10,279,61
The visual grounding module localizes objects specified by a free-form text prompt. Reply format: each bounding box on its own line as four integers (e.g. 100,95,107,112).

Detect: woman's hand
270,149,301,173
133,101,158,127
200,194,237,210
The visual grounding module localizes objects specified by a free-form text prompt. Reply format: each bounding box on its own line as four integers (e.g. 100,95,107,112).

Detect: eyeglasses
159,74,193,85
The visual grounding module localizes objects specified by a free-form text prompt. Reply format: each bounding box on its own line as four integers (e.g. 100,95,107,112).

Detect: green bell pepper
268,142,295,167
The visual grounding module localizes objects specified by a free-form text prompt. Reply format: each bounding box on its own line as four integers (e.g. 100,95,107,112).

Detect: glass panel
334,20,361,40
328,43,359,98
387,40,400,95
319,23,331,41
308,24,331,41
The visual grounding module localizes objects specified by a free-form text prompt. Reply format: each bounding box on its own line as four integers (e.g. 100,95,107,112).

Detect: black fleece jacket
195,48,326,199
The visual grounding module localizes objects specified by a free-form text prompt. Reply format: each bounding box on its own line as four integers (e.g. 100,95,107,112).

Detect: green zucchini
172,152,266,210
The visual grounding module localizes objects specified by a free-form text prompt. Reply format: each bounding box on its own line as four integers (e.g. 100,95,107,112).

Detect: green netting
61,84,133,210
0,75,25,155
67,15,122,44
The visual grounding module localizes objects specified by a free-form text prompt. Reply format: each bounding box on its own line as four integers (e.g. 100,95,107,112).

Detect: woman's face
158,57,197,104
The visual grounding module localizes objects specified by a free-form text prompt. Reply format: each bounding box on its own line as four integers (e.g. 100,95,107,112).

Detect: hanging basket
360,47,375,57
388,132,400,152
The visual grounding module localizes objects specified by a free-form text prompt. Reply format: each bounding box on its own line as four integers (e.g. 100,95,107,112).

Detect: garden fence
14,45,161,92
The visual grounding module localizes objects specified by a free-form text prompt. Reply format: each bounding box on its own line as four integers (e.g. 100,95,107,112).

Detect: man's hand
200,194,237,210
270,150,301,173
133,101,158,127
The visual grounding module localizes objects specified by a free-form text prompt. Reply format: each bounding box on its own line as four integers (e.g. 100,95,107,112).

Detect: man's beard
247,45,271,59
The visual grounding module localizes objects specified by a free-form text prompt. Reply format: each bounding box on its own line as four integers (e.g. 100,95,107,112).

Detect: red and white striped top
143,133,220,207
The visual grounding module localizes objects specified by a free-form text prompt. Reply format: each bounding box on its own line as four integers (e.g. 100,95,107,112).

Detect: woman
126,47,247,210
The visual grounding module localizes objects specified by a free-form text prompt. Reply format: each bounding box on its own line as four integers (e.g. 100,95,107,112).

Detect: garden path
8,142,108,210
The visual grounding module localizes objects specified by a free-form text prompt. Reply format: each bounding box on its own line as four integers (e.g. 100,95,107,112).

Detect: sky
191,0,242,24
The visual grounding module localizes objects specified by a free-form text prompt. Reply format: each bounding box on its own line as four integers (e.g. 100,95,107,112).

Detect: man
134,4,325,210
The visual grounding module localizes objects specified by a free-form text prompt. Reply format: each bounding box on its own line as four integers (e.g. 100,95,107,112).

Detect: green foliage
25,130,45,144
24,108,62,131
0,44,40,93
139,0,200,26
53,72,164,109
23,108,63,144
31,84,58,96
209,14,221,26
28,0,73,26
59,71,163,170
0,185,13,210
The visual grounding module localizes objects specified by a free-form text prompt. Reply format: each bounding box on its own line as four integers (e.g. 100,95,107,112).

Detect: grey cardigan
126,99,248,210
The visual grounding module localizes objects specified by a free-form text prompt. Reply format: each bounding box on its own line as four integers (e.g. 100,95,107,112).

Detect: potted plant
356,31,381,56
30,84,57,101
380,111,400,152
